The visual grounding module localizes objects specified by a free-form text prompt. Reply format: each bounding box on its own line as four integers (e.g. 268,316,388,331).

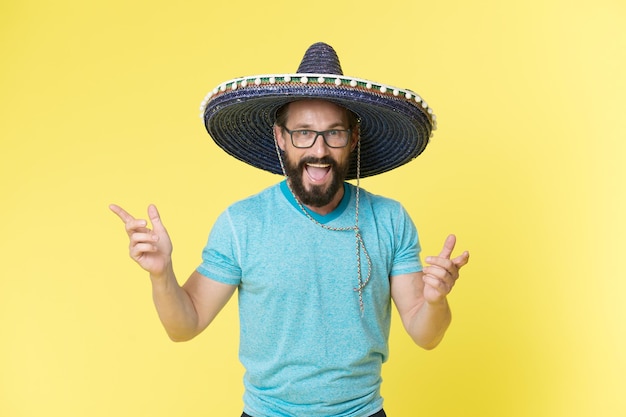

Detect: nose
309,132,330,156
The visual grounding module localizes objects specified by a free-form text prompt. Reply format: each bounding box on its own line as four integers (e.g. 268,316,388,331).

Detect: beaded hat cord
273,131,373,315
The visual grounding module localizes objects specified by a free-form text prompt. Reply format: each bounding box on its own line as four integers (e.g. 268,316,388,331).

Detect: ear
350,125,360,152
273,125,286,151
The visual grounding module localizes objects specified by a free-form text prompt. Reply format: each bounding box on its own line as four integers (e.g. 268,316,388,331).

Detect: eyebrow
290,122,347,129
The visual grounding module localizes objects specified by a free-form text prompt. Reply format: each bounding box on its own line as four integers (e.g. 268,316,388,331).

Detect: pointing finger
110,204,150,235
438,234,457,259
109,204,135,223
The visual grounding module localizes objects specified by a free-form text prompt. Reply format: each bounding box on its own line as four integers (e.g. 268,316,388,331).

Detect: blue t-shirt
197,181,422,417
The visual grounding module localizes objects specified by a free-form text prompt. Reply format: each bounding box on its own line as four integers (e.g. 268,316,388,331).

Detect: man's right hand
109,204,173,277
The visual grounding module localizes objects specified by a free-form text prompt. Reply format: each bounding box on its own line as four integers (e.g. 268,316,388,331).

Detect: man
111,43,469,417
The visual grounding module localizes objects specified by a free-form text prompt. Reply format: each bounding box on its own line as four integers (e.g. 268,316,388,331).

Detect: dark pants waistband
241,409,386,417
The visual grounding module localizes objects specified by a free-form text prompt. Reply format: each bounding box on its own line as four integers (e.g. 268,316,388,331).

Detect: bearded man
111,42,469,417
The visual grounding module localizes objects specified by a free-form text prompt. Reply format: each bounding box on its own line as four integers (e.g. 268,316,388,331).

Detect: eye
326,130,340,136
297,130,313,137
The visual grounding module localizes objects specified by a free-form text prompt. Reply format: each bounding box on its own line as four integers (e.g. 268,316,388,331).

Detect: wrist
150,262,175,286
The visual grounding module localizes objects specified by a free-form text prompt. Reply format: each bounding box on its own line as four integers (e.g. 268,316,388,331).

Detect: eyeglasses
282,127,352,149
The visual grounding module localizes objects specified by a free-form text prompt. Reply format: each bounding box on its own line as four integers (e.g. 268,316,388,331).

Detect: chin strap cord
273,128,372,315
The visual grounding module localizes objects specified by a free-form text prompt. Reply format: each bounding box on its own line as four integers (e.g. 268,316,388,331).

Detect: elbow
165,329,199,343
168,335,191,343
416,338,443,350
413,333,447,350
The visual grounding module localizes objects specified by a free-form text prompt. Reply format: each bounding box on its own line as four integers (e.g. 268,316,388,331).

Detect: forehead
284,99,349,123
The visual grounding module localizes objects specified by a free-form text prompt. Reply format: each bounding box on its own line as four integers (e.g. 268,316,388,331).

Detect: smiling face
274,99,358,214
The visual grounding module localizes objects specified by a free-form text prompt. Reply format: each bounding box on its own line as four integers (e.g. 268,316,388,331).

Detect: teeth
307,163,330,168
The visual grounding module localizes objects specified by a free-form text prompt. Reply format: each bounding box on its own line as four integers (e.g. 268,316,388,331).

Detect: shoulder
347,184,417,237
224,183,282,214
212,183,287,234
348,183,405,213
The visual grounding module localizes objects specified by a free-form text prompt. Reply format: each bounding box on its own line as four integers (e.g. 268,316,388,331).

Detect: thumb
438,234,456,259
147,204,167,233
453,250,470,269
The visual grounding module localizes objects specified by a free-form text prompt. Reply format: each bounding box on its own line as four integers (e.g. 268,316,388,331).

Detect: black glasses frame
282,127,352,149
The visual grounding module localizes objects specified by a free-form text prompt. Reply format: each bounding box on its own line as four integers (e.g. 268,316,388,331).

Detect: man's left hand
422,234,470,304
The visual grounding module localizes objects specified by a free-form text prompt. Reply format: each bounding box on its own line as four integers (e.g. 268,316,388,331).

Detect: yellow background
1,0,624,416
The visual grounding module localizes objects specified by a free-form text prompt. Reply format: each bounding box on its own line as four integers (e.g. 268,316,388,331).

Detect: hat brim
203,74,434,180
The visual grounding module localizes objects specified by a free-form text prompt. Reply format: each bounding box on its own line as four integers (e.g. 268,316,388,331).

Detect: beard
284,154,350,208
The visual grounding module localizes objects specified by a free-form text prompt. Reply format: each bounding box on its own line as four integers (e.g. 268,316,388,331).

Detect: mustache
297,156,338,168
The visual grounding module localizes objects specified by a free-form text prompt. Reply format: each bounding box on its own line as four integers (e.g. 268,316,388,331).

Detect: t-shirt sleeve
389,204,423,277
196,210,242,286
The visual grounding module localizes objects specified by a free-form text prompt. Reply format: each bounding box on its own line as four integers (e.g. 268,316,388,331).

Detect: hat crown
296,42,344,75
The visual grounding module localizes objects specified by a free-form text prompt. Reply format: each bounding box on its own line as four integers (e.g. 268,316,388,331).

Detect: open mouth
304,163,331,183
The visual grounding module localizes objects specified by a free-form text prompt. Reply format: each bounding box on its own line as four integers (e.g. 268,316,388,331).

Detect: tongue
306,165,330,181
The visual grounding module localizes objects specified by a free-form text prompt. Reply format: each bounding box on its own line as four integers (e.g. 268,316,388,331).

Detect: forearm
405,298,452,350
150,263,201,342
393,235,469,350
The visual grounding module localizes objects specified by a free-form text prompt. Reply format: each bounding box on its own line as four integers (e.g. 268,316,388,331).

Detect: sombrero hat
200,42,436,180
